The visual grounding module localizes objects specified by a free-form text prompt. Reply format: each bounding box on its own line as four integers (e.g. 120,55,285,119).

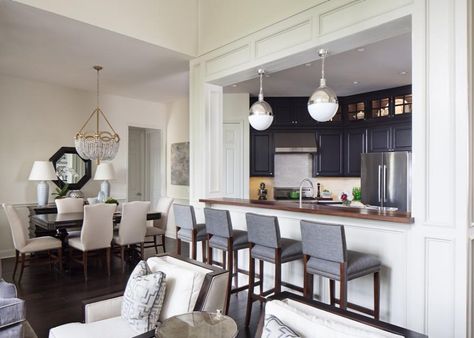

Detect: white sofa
49,254,229,338
256,292,427,338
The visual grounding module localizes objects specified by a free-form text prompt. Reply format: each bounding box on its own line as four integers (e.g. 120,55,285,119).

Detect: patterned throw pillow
121,261,167,333
262,314,300,338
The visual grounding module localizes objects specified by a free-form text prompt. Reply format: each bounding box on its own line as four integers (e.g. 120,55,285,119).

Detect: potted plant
105,197,119,211
51,184,69,199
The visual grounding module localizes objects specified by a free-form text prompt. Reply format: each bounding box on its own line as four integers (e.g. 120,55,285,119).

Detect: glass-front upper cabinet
394,94,412,115
371,97,390,118
347,101,366,121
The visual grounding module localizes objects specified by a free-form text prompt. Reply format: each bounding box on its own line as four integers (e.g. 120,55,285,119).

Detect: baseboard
0,249,15,259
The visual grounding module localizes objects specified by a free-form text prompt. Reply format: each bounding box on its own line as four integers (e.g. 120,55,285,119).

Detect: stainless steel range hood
274,132,318,153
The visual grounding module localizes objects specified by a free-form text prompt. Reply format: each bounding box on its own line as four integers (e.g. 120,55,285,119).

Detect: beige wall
0,74,169,257
197,0,325,54
14,0,198,56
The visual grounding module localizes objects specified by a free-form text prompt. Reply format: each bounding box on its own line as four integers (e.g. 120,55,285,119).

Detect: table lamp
94,162,115,200
29,161,57,206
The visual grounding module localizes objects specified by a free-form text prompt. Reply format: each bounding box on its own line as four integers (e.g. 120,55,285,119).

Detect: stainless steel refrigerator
361,152,412,212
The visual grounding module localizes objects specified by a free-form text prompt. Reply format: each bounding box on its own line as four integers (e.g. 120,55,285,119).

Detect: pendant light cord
96,67,100,108
258,71,264,101
321,54,326,80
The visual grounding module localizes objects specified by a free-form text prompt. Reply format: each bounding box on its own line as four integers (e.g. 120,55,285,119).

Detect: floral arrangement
339,192,353,206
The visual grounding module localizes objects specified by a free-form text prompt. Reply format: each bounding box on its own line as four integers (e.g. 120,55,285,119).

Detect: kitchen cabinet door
293,97,316,127
344,128,367,176
267,97,293,127
369,125,391,152
392,122,412,151
250,132,274,176
314,129,344,177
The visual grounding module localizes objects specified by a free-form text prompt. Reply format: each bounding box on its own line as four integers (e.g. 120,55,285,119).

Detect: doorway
223,122,244,198
128,126,162,207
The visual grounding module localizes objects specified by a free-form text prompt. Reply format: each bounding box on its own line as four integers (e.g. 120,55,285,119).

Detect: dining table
31,211,161,243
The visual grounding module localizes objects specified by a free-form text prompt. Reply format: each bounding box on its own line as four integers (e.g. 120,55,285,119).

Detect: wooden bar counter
199,198,414,224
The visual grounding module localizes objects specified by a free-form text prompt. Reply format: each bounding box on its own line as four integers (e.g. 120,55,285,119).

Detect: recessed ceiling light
232,84,238,87
305,63,312,67
353,81,359,85
399,71,408,75
357,47,365,52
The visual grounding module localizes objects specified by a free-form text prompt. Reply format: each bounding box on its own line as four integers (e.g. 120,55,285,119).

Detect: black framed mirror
49,147,92,190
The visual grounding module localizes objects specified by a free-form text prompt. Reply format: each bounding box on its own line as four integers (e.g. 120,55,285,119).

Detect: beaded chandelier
75,66,120,163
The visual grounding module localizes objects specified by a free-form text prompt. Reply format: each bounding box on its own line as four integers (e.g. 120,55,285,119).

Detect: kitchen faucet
299,178,314,208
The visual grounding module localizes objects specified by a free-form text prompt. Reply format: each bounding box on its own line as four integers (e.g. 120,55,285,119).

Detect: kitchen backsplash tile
274,154,312,187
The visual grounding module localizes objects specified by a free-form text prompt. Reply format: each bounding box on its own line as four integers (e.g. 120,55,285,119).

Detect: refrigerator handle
383,165,387,202
378,165,382,202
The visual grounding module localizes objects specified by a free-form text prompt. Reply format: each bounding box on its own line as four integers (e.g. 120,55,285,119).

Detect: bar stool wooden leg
233,250,238,288
207,235,213,265
201,240,206,262
245,244,255,327
259,259,264,295
329,279,336,305
225,239,233,315
339,263,348,310
191,230,197,260
274,248,282,294
161,234,166,253
176,226,181,256
374,271,380,320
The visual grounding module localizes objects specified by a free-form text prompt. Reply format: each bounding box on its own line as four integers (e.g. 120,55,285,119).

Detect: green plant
105,197,119,205
352,187,361,201
52,184,69,199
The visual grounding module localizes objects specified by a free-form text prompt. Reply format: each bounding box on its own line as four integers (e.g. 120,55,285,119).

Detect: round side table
156,311,238,338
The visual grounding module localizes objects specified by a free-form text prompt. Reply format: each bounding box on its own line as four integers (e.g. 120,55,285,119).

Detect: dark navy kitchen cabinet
392,122,412,151
369,125,392,152
313,129,344,177
345,127,368,176
266,97,293,127
250,132,274,176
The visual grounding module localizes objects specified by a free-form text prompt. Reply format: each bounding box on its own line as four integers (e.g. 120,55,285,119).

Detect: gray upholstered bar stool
300,220,381,319
245,213,303,327
204,208,257,315
174,204,207,262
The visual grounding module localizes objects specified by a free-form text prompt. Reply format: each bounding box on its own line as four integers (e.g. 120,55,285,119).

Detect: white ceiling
0,1,192,103
224,33,411,97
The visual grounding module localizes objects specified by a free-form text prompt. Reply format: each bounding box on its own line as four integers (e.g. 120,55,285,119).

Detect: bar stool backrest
173,204,197,230
204,208,232,238
300,220,347,263
246,213,280,248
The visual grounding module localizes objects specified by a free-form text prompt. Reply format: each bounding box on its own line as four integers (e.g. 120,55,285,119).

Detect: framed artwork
171,142,189,186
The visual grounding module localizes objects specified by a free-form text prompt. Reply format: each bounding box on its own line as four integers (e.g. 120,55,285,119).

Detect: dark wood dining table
31,211,161,231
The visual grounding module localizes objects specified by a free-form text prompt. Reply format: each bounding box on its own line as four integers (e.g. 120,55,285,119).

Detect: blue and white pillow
121,261,166,333
263,314,300,338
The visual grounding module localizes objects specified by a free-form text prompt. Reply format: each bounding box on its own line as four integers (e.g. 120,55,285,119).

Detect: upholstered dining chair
144,197,174,253
55,197,84,238
55,197,84,214
112,201,151,272
2,204,62,282
68,203,116,281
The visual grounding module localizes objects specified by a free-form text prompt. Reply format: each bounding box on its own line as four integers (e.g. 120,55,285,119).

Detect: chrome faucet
299,178,314,208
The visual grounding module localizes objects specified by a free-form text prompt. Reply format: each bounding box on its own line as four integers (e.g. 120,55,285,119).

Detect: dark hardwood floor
0,238,262,338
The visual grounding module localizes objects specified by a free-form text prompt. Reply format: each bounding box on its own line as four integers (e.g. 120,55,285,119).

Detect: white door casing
223,122,243,198
128,127,146,202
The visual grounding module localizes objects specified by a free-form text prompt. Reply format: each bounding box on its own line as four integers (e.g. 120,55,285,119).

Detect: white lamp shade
248,114,274,131
29,161,57,181
94,162,116,180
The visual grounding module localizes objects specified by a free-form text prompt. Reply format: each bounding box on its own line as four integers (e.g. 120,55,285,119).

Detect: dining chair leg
191,230,197,260
12,250,19,279
259,259,264,295
161,234,166,253
120,246,125,273
245,251,255,327
374,271,380,320
140,242,145,260
83,251,88,281
106,248,111,277
233,250,238,288
329,279,336,305
19,253,26,282
58,248,63,273
153,236,158,254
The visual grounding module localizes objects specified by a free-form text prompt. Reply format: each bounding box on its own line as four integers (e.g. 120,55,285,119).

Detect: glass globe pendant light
249,69,273,131
307,49,339,122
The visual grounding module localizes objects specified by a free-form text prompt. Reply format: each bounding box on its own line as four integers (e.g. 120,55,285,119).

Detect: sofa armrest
82,291,123,323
